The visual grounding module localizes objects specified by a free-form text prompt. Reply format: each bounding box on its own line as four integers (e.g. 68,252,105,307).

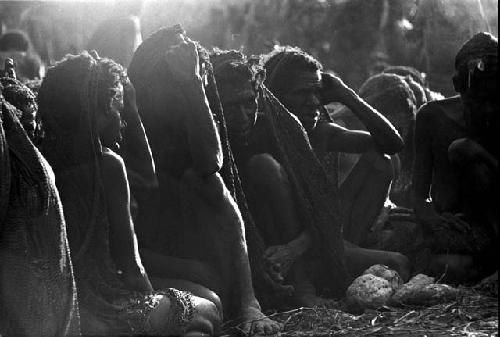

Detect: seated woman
38,51,220,336
333,74,429,266
211,50,409,308
334,73,418,209
0,73,79,336
128,27,281,335
413,33,498,284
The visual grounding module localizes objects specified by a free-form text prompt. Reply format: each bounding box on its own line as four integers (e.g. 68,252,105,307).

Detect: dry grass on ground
222,288,498,336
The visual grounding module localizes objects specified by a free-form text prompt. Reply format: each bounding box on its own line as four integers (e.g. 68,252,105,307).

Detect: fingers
168,32,196,54
166,40,197,58
264,259,284,282
123,80,136,99
263,248,274,259
440,213,471,233
170,30,187,45
164,38,200,81
263,244,288,259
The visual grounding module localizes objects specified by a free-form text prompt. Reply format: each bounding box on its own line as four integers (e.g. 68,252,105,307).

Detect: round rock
346,274,393,309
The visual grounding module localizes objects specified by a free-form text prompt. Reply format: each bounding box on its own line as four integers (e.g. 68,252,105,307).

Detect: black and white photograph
0,0,498,336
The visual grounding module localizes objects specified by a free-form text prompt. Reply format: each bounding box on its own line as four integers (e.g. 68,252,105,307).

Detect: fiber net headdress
0,88,80,336
128,26,287,297
257,86,352,294
261,49,352,294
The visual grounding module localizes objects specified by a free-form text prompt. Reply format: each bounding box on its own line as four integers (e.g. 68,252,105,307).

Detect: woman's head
0,76,38,139
453,32,497,99
211,49,264,138
359,73,416,143
129,27,215,130
39,51,127,153
263,47,323,131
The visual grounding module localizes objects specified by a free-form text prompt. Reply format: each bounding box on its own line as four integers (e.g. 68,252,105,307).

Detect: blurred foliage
1,0,498,92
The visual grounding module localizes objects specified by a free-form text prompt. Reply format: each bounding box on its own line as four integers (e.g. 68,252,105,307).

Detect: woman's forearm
182,79,223,175
343,90,404,154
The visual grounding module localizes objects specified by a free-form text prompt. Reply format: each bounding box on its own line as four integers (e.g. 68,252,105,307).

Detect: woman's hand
320,72,354,105
123,79,139,120
165,35,202,84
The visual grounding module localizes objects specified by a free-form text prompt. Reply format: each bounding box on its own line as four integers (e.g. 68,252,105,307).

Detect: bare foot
238,306,282,336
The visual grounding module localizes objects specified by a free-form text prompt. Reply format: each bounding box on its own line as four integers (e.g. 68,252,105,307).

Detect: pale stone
391,274,459,306
346,274,393,309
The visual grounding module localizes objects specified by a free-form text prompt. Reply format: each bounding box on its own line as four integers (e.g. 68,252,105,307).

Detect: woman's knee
182,282,223,317
448,138,483,166
186,296,222,335
345,246,411,281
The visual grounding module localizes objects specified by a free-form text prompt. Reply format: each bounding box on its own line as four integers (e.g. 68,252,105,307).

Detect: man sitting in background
413,32,498,283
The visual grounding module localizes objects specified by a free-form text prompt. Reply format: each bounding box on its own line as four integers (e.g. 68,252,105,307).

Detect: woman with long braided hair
0,72,79,336
39,51,221,336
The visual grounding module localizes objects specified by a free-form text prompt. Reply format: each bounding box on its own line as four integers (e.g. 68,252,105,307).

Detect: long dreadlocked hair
360,73,416,142
0,90,9,227
1,80,80,337
263,47,352,295
0,77,39,141
383,65,427,88
39,52,135,333
128,27,287,300
382,66,428,108
210,49,297,303
211,49,265,95
258,87,352,295
207,49,277,298
39,50,127,259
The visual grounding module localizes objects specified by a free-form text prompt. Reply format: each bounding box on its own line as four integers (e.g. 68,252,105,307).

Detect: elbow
382,143,404,156
392,140,405,155
385,135,404,155
194,153,223,176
